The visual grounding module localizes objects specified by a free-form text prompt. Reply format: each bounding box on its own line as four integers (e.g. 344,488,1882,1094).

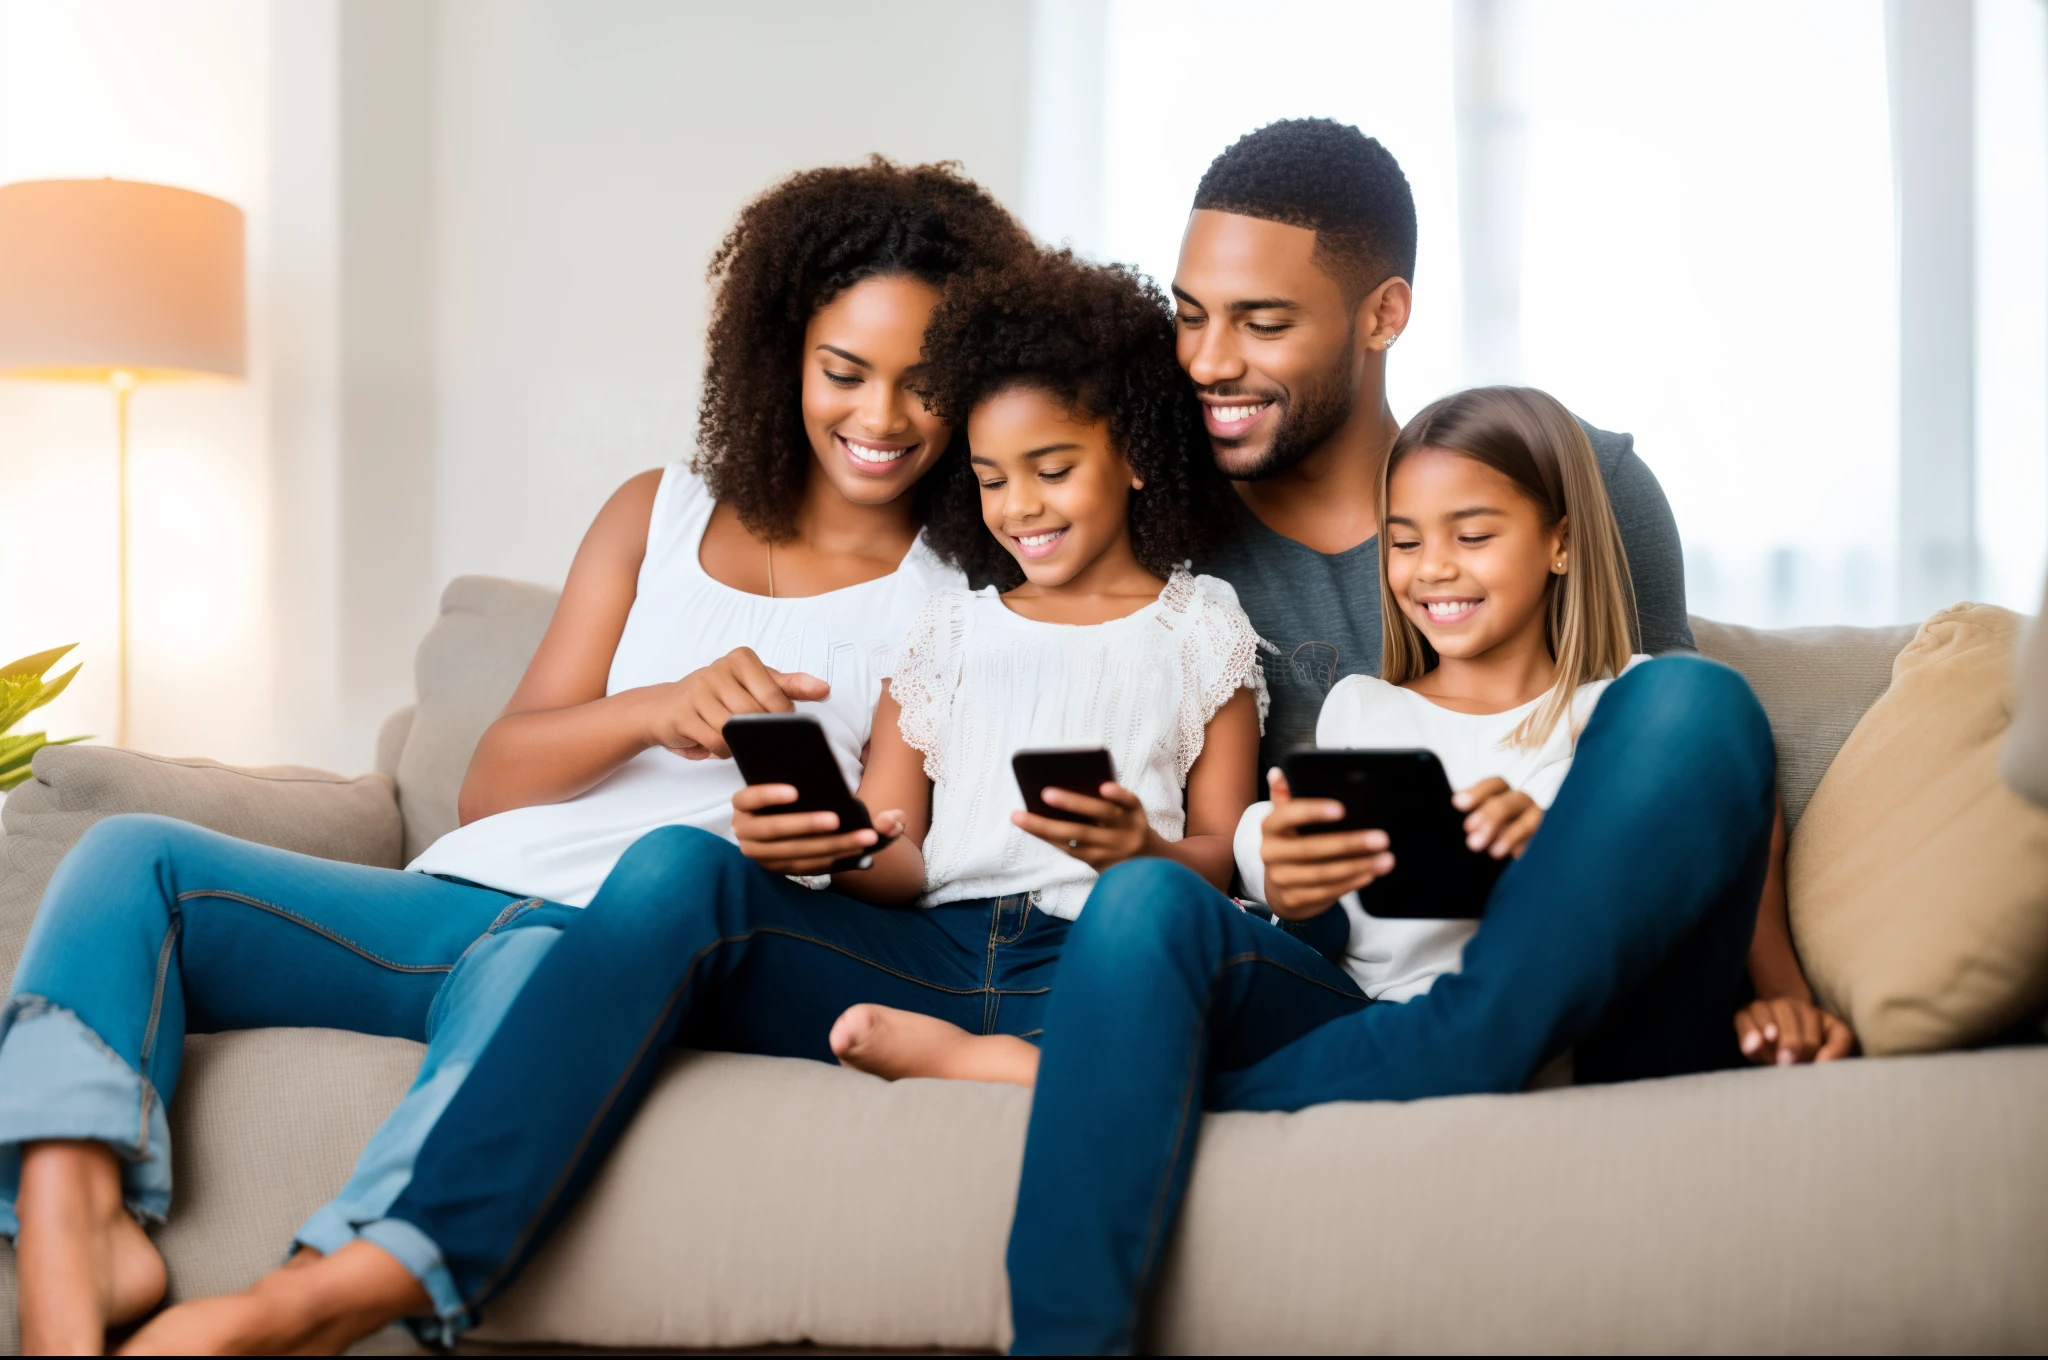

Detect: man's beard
1216,337,1356,483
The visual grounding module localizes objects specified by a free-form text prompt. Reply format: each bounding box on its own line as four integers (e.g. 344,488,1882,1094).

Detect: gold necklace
765,540,775,599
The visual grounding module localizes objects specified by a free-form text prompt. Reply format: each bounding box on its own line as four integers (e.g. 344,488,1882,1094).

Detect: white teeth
1425,601,1478,618
1018,530,1064,547
1211,402,1271,423
844,438,909,463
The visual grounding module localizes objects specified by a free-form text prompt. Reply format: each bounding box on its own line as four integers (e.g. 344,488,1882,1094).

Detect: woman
0,157,1028,1355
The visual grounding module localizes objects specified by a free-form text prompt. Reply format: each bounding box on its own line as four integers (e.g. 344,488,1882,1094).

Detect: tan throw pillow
1789,603,2048,1054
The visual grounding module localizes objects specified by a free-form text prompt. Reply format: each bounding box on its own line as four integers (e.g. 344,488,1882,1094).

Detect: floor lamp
0,179,246,748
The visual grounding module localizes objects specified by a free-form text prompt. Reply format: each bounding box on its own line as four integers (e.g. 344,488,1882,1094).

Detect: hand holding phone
723,715,897,875
1257,767,1396,920
1009,747,1156,872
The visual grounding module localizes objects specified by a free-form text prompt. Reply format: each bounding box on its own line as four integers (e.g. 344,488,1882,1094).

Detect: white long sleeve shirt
1235,658,1646,1001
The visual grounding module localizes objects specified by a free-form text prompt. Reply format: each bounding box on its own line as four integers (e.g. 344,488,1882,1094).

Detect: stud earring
1554,559,1567,572
1384,333,1400,349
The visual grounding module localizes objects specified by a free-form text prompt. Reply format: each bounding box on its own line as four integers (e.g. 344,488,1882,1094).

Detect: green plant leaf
0,766,32,792
0,731,46,774
0,663,80,736
0,644,76,680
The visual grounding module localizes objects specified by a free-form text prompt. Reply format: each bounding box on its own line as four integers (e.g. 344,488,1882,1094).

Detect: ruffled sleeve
1170,573,1272,782
882,588,969,783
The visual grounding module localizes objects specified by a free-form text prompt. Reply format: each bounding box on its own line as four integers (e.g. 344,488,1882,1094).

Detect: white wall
431,0,1033,595
2,0,1036,773
0,0,276,764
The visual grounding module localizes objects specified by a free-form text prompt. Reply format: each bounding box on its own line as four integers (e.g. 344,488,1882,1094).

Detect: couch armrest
0,745,403,991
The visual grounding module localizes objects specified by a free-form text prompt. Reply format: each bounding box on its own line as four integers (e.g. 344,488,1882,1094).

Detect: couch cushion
1790,604,2048,1055
2,1041,2041,1354
0,746,402,992
394,576,559,861
1690,615,1916,829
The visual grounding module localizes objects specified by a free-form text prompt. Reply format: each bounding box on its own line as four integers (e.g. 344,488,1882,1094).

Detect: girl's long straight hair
1377,386,1640,748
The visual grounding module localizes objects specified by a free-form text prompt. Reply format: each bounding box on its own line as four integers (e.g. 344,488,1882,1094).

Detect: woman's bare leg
830,1004,1041,1086
118,1240,427,1356
16,1141,167,1355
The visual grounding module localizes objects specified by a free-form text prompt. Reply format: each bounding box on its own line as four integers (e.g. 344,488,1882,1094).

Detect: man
1179,118,1692,773
1001,121,1773,1354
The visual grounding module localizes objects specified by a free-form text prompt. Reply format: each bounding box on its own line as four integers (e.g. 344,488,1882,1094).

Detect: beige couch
1,576,2043,1354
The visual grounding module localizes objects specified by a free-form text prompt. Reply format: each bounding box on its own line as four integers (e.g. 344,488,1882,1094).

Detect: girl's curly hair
695,158,1032,540
918,250,1231,589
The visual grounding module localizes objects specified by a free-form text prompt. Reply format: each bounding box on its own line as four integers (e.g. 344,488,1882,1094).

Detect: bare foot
118,1241,427,1356
829,1004,1041,1086
17,1140,167,1355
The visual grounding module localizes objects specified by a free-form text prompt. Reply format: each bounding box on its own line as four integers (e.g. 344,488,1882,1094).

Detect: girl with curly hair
10,159,1027,1355
734,250,1266,1085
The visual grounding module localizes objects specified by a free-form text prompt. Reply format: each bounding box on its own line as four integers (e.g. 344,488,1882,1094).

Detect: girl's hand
732,783,903,875
1452,778,1542,859
1735,995,1855,1065
1012,783,1155,872
1259,769,1394,921
640,648,829,760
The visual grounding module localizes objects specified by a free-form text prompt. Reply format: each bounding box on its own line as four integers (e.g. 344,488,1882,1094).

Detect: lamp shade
0,178,245,383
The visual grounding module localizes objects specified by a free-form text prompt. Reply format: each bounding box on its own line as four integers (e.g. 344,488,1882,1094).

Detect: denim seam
484,898,545,934
134,915,184,1156
993,894,1033,946
172,889,455,974
1217,948,1363,1000
448,899,545,975
137,916,179,1073
982,908,1001,1034
464,919,988,1310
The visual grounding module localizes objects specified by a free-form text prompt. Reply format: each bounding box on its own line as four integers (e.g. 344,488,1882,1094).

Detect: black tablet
1277,749,1505,919
722,714,889,873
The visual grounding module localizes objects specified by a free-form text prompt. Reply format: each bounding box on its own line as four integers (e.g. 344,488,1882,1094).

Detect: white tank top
409,465,964,906
885,570,1268,920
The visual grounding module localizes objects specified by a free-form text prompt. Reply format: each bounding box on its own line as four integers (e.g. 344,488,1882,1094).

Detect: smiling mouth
1421,599,1482,624
1201,400,1275,437
1012,527,1069,559
839,433,914,470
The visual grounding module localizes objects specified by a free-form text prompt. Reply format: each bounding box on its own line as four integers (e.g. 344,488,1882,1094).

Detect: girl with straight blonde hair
1376,385,1638,750
1246,385,1847,1043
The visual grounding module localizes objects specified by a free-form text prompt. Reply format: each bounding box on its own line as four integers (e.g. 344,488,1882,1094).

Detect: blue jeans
1006,656,1777,1353
0,813,577,1329
368,827,1068,1337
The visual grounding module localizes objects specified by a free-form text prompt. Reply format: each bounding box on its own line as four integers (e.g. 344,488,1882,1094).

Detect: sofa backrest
384,575,1919,853
1692,618,1917,829
385,575,559,861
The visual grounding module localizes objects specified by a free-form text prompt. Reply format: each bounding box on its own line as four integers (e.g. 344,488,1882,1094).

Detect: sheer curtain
1080,0,2046,627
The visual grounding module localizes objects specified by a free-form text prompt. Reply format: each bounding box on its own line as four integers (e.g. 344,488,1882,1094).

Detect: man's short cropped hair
1192,117,1418,300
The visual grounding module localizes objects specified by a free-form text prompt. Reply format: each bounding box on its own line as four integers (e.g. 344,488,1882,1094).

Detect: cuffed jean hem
295,1209,471,1345
0,999,174,1236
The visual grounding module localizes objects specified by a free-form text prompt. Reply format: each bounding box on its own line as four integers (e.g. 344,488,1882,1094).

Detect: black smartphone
1011,747,1117,824
722,714,891,874
1278,749,1505,919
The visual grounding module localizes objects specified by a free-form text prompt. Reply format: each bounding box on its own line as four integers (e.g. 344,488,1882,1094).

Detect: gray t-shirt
1199,421,1694,777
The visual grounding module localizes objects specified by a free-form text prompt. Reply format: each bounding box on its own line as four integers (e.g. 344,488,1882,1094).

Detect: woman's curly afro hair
694,157,1032,540
917,250,1232,590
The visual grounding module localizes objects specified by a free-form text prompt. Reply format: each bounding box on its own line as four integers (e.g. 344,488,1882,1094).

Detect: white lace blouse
885,570,1268,920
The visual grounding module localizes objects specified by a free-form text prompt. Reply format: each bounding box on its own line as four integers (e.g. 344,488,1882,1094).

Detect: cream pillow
1789,604,2048,1054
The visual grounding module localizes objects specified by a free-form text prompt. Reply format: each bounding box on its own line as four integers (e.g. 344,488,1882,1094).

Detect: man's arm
1579,421,1696,655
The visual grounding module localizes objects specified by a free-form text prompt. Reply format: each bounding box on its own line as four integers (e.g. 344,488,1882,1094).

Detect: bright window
1095,0,2046,627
